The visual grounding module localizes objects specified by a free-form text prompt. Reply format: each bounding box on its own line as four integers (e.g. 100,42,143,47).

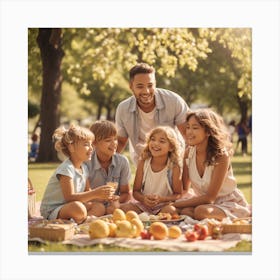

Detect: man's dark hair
129,63,155,81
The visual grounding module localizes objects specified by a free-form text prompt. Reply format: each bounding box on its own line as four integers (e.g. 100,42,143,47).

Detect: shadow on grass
237,183,251,189
28,162,59,170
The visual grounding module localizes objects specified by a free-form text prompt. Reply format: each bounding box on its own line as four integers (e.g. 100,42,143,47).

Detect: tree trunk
96,104,103,120
36,28,64,162
236,95,248,121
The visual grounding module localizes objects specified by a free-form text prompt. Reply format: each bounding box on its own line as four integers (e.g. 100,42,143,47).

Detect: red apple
140,230,152,240
185,230,199,242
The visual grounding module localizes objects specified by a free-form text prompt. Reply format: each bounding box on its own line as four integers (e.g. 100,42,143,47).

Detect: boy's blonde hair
141,126,182,168
89,120,117,142
53,124,94,157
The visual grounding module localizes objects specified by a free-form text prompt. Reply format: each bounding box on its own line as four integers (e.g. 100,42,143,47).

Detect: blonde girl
173,109,251,220
40,124,115,224
121,126,183,214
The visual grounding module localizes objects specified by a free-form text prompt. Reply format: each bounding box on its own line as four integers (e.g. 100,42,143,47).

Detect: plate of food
149,213,186,223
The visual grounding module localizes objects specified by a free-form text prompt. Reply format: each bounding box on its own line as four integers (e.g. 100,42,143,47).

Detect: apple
193,223,209,240
140,230,152,240
185,230,199,242
197,225,208,240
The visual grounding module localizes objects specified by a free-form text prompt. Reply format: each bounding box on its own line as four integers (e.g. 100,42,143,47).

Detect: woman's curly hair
186,108,233,165
52,124,94,157
140,126,182,169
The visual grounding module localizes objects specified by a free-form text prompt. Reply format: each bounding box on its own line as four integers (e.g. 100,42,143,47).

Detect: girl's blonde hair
186,108,233,165
141,126,182,168
52,124,94,157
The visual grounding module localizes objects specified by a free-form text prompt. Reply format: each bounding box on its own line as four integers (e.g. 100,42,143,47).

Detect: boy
86,120,131,215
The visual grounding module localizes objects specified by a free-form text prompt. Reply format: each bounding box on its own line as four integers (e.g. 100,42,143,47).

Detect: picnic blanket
28,203,251,252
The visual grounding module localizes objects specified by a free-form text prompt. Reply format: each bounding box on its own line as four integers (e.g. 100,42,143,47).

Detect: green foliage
28,100,40,118
28,28,252,122
28,29,42,102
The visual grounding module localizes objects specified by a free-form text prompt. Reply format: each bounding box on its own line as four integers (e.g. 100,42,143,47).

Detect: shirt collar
92,151,116,170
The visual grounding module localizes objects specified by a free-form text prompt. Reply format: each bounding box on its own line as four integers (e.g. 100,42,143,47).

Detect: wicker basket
28,178,36,218
29,219,75,241
222,223,252,234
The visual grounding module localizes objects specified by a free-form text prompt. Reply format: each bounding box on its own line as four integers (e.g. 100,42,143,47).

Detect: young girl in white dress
173,109,251,221
121,126,183,214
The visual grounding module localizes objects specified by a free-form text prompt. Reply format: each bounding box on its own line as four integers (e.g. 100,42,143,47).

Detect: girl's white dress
134,158,173,214
186,146,251,219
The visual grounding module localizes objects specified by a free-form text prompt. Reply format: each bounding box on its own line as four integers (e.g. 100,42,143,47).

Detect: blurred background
28,28,252,163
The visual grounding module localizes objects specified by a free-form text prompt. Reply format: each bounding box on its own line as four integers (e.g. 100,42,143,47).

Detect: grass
28,141,252,252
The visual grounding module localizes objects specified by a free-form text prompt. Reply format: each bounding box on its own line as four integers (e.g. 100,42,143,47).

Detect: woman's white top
186,146,236,197
142,158,173,196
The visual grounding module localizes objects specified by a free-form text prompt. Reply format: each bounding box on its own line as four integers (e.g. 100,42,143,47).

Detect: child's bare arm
59,175,115,202
132,160,145,203
119,184,131,203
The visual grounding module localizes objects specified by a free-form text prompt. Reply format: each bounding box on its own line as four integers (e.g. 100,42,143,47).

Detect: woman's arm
182,149,191,191
173,154,230,208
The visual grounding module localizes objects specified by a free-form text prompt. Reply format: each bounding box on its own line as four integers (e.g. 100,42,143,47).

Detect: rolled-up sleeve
174,95,189,126
115,103,128,138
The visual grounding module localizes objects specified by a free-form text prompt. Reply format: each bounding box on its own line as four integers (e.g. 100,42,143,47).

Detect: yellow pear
168,225,182,239
130,218,144,237
112,208,126,222
108,222,117,237
115,220,136,238
125,210,139,222
89,219,110,239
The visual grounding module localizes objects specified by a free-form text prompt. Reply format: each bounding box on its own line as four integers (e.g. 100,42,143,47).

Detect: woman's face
185,115,208,146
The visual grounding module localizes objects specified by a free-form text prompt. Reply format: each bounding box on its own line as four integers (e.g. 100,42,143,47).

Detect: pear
130,218,144,237
125,210,139,222
112,208,126,222
115,220,136,238
89,219,110,239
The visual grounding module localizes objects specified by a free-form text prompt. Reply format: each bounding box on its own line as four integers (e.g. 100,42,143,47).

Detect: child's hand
93,185,115,200
144,194,159,207
107,195,120,209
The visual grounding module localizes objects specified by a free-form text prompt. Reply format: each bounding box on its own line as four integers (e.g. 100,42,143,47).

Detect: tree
36,28,64,162
28,28,251,162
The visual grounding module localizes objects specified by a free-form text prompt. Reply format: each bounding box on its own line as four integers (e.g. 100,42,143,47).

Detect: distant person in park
121,126,183,215
115,62,189,166
228,120,236,143
248,114,252,134
236,117,250,156
172,109,251,220
40,125,116,224
28,133,39,162
86,120,131,215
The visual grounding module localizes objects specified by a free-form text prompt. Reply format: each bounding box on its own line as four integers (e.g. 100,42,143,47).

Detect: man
115,62,189,165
